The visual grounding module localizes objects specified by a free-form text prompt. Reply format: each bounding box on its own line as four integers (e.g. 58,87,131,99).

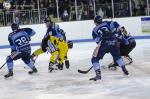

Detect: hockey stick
78,66,93,74
0,62,6,70
78,43,101,74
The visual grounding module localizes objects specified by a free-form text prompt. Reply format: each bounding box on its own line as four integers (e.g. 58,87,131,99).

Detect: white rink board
0,16,150,46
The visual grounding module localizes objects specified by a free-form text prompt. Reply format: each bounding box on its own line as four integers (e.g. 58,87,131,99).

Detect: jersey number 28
15,36,29,46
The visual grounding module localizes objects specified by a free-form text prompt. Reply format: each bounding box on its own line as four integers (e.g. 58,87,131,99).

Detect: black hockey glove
65,60,70,69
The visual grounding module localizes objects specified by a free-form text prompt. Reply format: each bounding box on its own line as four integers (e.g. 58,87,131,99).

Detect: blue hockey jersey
92,21,117,44
8,28,35,53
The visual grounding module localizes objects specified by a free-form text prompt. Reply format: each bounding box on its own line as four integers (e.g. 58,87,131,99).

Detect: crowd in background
0,0,149,26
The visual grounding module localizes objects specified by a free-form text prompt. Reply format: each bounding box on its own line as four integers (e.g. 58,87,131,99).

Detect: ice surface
0,39,150,99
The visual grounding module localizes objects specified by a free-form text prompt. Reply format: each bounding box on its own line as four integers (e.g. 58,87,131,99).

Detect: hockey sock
92,62,100,71
26,61,35,69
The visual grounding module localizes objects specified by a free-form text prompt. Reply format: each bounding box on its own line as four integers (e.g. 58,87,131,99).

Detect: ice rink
0,39,150,99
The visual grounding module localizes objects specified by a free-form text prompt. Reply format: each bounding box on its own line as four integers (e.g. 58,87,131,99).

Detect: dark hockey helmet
11,23,19,31
43,17,52,23
43,17,53,28
94,15,102,24
67,41,73,49
59,29,65,34
59,29,64,33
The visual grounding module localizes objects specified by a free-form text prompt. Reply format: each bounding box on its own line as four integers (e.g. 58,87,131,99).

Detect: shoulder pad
23,28,32,31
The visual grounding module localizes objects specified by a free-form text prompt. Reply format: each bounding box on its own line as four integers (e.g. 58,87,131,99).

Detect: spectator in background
89,5,94,19
31,0,36,9
106,6,112,18
1,0,150,25
131,0,136,16
0,0,4,9
63,0,70,15
62,10,69,21
22,0,26,10
40,3,44,8
136,0,146,16
47,2,54,16
58,0,65,18
13,14,20,24
136,4,146,16
117,3,127,17
69,7,76,21
81,10,89,20
97,8,104,18
141,0,146,15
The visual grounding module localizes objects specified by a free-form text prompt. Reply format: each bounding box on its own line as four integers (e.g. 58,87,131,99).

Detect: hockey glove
65,60,70,69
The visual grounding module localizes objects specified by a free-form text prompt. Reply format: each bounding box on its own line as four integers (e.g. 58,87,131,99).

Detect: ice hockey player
90,15,129,81
4,23,37,78
30,17,66,63
40,35,73,72
107,25,136,69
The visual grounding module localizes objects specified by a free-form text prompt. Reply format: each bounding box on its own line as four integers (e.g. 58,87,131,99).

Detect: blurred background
0,0,149,26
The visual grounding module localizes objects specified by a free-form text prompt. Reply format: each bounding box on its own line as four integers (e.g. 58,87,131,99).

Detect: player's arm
110,21,123,33
43,27,53,39
8,34,17,52
92,30,101,44
113,21,128,34
23,28,36,37
41,35,50,48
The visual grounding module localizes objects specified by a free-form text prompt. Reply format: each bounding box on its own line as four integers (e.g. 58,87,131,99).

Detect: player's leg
57,52,66,70
108,42,135,69
108,42,124,69
57,45,69,70
22,54,38,74
4,52,21,78
90,57,101,81
108,58,118,70
22,53,38,74
123,41,136,64
90,45,106,81
110,45,129,75
48,51,59,72
31,40,48,62
31,48,45,63
108,43,129,69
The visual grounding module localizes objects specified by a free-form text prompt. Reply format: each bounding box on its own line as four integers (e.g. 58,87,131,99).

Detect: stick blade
78,69,88,74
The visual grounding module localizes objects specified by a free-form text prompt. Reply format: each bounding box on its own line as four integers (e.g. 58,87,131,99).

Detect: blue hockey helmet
94,15,102,24
11,23,19,31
